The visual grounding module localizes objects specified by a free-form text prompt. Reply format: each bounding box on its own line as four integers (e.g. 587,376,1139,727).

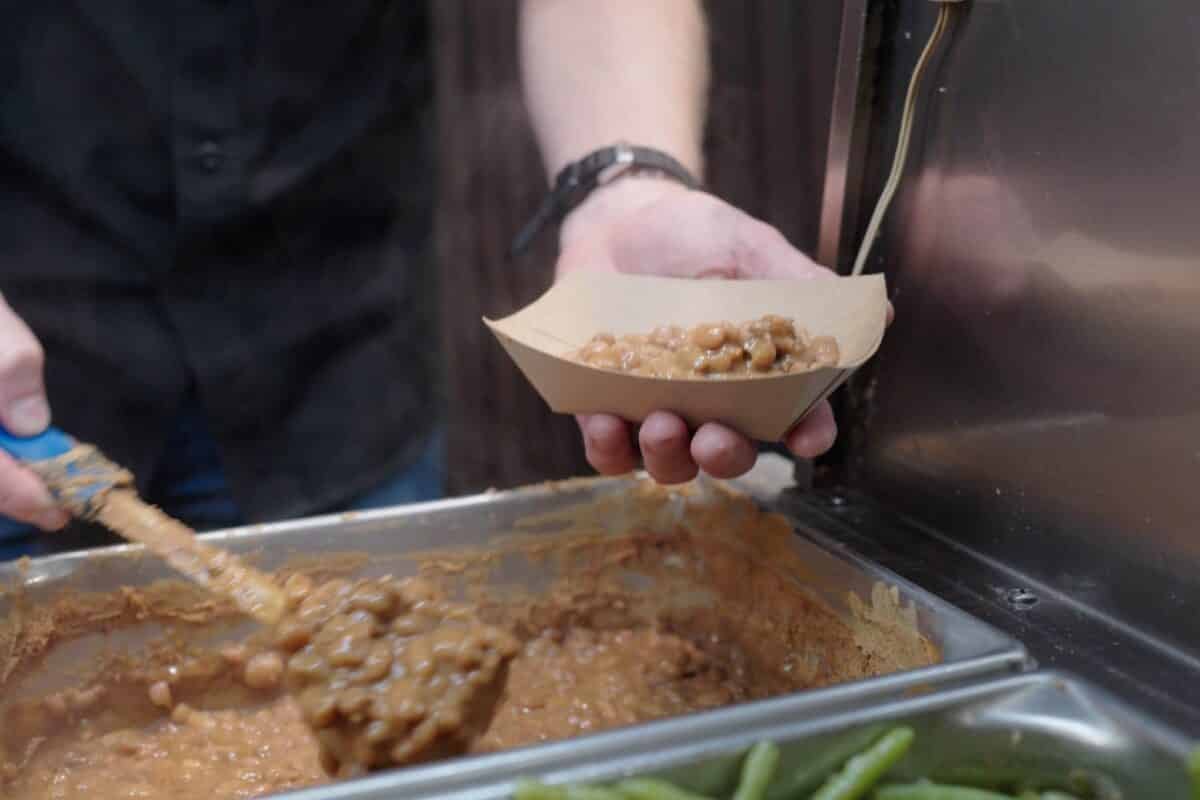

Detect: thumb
0,297,50,437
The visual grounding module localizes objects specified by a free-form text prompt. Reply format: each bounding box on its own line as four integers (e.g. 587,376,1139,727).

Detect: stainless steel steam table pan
0,456,1029,788
282,670,1194,800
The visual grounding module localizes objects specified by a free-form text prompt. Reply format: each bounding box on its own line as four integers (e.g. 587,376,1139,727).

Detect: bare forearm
524,3,841,484
519,0,709,181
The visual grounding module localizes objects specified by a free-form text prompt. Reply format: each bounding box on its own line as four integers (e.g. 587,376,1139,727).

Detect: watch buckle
596,143,636,185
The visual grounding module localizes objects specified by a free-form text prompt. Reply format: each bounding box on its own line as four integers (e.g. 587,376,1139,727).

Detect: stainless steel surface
0,458,1023,682
0,457,1022,671
816,0,870,270
278,671,1195,800
784,488,1200,734
821,0,1200,728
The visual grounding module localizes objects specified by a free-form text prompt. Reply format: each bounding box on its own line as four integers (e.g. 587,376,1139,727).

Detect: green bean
1066,769,1122,800
731,741,780,800
809,726,915,800
615,777,714,800
874,783,1015,800
1189,745,1200,800
936,767,1029,793
766,727,886,800
514,779,568,800
565,785,626,800
1038,792,1084,800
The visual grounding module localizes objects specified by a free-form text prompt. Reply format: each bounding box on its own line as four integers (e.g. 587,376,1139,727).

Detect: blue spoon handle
0,426,115,514
0,424,286,623
0,425,75,463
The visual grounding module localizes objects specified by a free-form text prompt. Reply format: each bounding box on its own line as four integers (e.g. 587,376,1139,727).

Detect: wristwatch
509,142,701,258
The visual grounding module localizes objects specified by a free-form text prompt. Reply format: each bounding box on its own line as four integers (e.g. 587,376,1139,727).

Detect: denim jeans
0,399,445,560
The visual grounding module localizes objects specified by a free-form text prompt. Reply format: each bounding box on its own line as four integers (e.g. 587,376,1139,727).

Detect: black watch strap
509,143,701,258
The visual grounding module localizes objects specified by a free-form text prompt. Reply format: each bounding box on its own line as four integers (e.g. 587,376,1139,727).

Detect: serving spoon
0,426,286,625
0,426,521,772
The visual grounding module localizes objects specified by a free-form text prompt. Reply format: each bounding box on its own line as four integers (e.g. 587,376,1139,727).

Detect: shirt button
195,140,225,172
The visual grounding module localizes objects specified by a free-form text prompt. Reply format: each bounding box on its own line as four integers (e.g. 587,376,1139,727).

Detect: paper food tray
485,271,888,440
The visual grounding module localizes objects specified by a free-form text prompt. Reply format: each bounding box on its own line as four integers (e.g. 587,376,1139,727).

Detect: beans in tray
272,573,520,776
570,316,839,379
5,479,942,799
514,726,1198,800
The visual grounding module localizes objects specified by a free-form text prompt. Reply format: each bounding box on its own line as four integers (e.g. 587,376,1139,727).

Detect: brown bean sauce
5,623,782,800
269,574,519,777
3,491,929,799
571,315,839,378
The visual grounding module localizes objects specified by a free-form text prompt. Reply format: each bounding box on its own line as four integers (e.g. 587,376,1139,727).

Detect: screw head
1005,588,1039,610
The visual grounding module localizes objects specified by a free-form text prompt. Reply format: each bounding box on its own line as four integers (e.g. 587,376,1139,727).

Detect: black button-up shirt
0,2,435,521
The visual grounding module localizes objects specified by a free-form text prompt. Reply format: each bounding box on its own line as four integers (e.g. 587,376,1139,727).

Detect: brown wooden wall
433,1,841,495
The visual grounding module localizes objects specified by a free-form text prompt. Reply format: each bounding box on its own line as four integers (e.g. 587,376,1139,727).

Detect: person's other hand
0,295,68,530
555,180,844,484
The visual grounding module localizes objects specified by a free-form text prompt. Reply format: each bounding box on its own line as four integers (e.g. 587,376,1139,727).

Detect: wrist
511,143,700,259
559,175,692,251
